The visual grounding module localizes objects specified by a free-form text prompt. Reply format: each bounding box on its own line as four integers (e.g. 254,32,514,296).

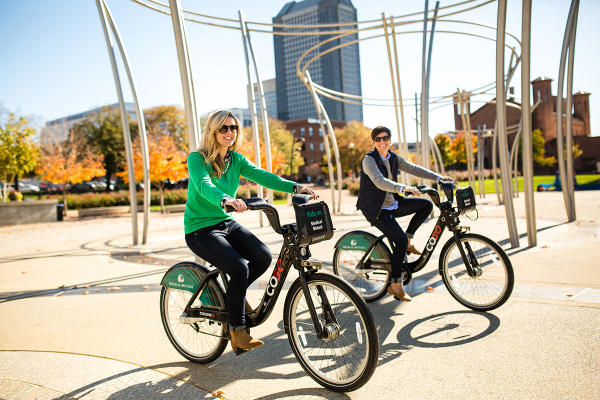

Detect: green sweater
184,151,296,234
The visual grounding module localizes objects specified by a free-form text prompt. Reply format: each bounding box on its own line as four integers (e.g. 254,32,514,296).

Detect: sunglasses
218,124,239,134
374,135,391,142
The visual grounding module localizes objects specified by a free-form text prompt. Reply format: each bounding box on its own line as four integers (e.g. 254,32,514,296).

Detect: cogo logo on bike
426,224,443,251
267,257,284,296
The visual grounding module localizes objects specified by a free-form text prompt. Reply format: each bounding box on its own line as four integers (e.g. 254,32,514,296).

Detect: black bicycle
332,184,514,311
159,195,379,392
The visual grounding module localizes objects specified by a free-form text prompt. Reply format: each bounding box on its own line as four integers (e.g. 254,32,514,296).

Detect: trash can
57,203,64,221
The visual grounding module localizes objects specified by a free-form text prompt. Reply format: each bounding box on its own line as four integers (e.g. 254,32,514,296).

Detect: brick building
284,118,347,179
453,77,598,173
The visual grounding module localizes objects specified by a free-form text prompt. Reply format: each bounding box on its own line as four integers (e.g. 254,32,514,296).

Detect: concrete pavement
0,189,599,399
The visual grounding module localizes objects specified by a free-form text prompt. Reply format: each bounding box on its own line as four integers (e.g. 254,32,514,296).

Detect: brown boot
245,300,253,313
230,328,263,354
387,284,412,302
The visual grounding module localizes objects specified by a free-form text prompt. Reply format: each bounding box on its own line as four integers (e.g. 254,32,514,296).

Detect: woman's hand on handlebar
224,197,247,213
402,186,420,196
296,184,319,200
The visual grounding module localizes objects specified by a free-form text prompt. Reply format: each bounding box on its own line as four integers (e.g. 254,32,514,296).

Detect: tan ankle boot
230,329,263,353
387,285,412,302
245,300,253,313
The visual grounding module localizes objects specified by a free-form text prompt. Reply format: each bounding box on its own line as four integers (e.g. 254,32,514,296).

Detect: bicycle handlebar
225,194,316,235
417,181,455,208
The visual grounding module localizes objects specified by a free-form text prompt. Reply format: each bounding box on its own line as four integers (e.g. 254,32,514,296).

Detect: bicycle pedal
178,313,205,324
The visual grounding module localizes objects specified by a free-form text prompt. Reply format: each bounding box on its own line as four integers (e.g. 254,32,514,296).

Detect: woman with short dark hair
356,126,452,301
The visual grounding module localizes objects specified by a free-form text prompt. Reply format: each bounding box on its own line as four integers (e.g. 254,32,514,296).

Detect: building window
300,128,305,136
291,129,296,136
319,128,323,136
309,127,313,136
319,143,324,151
309,142,314,150
311,157,316,164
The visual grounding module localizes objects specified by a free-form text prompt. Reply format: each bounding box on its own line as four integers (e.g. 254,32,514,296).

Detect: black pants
185,220,272,328
372,197,433,279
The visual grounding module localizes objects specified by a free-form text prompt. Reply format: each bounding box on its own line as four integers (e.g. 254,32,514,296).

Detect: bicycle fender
161,261,211,294
334,230,390,259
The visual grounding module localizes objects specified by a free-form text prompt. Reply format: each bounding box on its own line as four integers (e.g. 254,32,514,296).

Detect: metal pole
496,0,519,247
556,0,578,222
423,1,440,174
305,71,336,212
168,0,200,151
565,1,579,218
239,13,263,226
101,0,150,245
381,14,406,184
96,0,138,245
240,10,274,205
390,16,410,178
477,125,485,199
415,92,420,166
420,0,429,176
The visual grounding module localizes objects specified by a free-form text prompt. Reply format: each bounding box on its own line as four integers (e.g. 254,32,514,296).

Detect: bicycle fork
297,268,340,342
452,230,481,277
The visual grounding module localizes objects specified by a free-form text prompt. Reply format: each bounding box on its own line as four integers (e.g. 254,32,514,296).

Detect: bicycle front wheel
439,233,514,311
160,264,228,363
283,273,379,392
333,247,389,302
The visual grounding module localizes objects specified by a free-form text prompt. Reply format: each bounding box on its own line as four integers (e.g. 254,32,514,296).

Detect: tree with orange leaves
237,121,287,175
450,133,478,166
118,134,187,214
37,131,105,213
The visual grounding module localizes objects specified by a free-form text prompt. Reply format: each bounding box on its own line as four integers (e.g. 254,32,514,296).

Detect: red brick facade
453,77,597,172
284,119,347,177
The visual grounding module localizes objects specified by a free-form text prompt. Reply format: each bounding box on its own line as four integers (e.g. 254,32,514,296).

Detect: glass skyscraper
273,0,363,122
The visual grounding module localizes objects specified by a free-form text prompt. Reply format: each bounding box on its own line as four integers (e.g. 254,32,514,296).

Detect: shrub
8,191,23,201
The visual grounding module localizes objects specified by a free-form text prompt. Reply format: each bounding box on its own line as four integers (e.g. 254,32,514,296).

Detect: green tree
0,111,39,201
73,106,138,190
434,133,455,166
144,105,187,151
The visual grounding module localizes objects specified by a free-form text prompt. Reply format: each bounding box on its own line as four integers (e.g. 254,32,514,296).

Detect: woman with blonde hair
184,110,317,353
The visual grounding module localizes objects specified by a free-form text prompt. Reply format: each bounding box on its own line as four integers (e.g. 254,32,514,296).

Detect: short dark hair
371,126,391,141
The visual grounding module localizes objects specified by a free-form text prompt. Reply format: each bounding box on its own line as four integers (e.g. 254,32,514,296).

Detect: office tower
273,0,362,122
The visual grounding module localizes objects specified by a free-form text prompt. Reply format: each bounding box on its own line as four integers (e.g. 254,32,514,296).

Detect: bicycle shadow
370,299,500,367
52,320,353,400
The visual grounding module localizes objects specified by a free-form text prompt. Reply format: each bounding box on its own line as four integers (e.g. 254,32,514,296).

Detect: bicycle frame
180,208,333,338
353,191,478,278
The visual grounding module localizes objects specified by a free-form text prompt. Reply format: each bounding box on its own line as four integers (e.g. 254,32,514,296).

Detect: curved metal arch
96,0,151,245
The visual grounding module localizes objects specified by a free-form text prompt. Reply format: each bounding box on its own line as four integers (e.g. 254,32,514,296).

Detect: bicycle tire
160,263,228,363
439,233,514,311
332,241,390,302
283,272,379,392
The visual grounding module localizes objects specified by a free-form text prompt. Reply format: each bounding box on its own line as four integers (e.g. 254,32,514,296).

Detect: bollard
57,203,64,221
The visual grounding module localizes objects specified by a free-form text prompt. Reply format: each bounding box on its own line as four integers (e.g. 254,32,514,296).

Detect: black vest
356,148,402,223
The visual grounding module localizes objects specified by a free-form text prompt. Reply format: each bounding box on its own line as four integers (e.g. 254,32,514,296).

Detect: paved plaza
1,189,599,399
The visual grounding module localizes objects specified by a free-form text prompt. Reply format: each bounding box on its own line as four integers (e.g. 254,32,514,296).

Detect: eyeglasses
218,124,239,134
374,135,391,142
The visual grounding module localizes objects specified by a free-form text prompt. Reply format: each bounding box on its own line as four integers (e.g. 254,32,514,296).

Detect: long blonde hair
198,110,242,178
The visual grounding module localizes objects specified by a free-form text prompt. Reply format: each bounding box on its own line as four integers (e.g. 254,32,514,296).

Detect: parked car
17,183,40,193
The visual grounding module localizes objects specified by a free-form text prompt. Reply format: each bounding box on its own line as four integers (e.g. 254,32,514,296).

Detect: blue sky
1,0,598,144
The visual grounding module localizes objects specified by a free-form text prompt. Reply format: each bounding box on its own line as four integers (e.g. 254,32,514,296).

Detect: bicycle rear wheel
439,233,514,311
160,264,228,363
333,247,389,302
283,273,379,392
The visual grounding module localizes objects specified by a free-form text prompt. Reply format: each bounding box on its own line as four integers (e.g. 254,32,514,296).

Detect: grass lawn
458,174,600,194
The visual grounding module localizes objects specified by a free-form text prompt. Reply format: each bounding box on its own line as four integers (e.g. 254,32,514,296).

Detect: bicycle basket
455,186,476,214
293,200,334,246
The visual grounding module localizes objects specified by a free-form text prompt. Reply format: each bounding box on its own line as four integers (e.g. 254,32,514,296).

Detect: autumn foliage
37,132,105,211
118,135,187,213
